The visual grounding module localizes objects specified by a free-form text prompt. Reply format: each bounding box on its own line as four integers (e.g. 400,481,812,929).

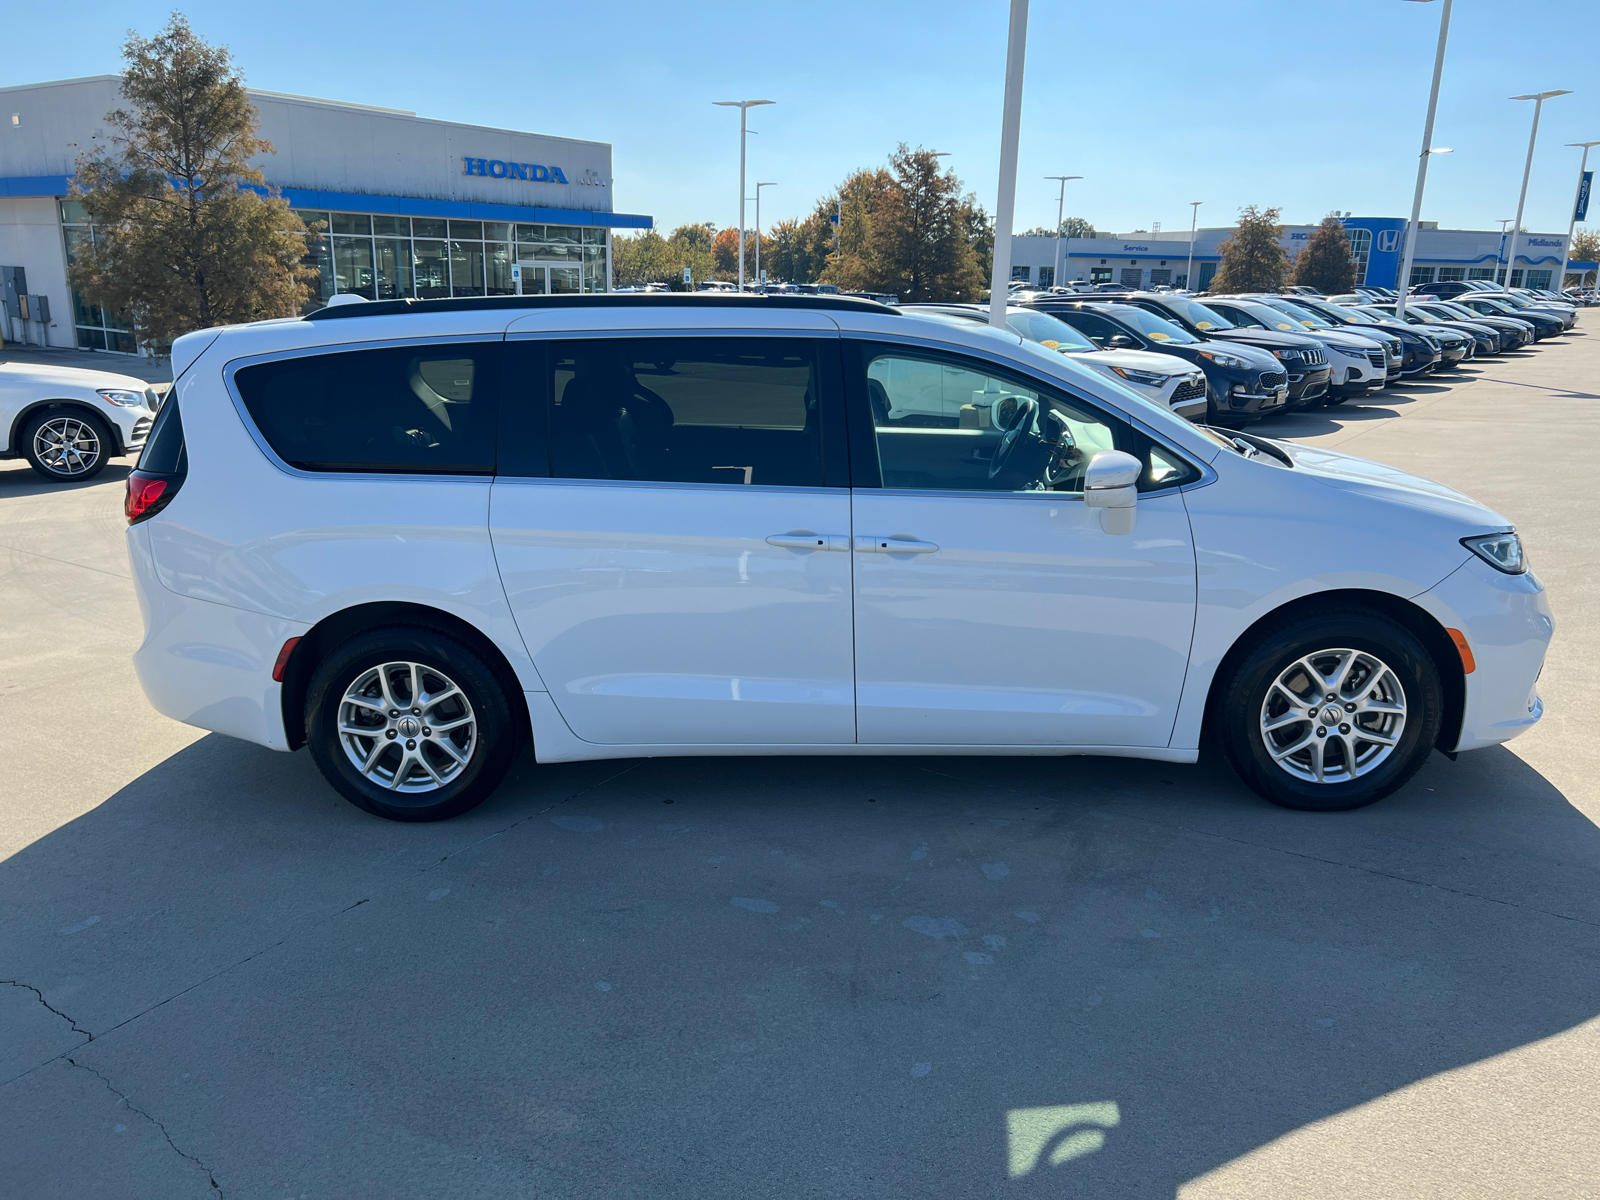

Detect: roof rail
303,293,899,322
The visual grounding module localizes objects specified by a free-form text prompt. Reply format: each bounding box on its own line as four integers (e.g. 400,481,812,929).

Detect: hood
0,361,151,391
1205,327,1324,351
1266,439,1511,532
1070,348,1195,375
1184,338,1281,369
1309,330,1383,351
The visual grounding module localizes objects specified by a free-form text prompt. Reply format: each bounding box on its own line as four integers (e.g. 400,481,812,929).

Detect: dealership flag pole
988,0,1029,328
1559,142,1599,291
1505,90,1571,288
1395,0,1452,320
714,100,774,291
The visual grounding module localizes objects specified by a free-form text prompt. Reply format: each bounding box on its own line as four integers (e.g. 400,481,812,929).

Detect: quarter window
235,342,499,474
547,338,829,488
858,347,1196,495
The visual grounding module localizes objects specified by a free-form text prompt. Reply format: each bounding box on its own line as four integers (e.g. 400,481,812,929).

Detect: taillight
126,470,178,524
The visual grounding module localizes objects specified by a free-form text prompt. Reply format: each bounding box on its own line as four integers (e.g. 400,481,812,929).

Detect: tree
610,229,675,287
663,223,716,289
68,15,316,348
1018,217,1097,239
1288,215,1357,294
1210,206,1289,293
763,214,834,285
710,227,770,280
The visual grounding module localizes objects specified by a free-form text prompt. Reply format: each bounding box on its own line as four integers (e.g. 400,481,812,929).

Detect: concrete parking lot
3,330,1598,1199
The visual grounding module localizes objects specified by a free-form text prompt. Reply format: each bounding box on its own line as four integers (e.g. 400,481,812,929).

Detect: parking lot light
988,0,1030,328
754,181,776,287
1045,175,1082,291
1186,201,1202,293
713,100,774,291
1395,0,1452,319
1559,143,1600,291
1503,89,1573,288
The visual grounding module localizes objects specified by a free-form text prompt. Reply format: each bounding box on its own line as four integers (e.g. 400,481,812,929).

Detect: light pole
1496,218,1514,279
1185,201,1202,292
988,0,1029,328
1044,175,1082,290
1394,0,1453,318
1559,142,1600,291
754,181,775,287
713,99,774,290
1502,89,1572,289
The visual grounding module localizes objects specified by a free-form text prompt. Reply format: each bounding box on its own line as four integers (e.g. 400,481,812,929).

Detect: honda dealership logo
461,157,570,183
1375,229,1402,253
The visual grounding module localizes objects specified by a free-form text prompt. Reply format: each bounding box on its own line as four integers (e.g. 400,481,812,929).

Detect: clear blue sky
6,0,1600,237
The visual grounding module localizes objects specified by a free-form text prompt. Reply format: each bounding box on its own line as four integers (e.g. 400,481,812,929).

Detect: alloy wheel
33,416,102,477
1259,648,1407,784
337,661,477,793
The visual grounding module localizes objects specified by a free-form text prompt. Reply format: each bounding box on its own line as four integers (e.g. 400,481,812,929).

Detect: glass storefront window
581,245,607,294
413,218,448,239
449,220,484,240
485,242,514,295
373,215,409,237
450,240,486,296
582,228,606,245
483,221,513,242
333,236,376,299
516,224,546,242
59,199,89,223
413,240,450,298
297,210,330,233
60,213,140,352
544,225,580,244
331,213,372,236
375,238,413,300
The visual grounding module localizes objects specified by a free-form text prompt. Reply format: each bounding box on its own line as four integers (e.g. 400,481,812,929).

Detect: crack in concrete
3,979,95,1044
65,1055,223,1196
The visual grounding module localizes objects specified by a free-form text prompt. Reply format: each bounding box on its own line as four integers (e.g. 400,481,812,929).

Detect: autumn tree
1019,217,1097,239
1287,215,1356,294
763,214,834,285
68,14,317,347
1210,206,1289,293
710,227,771,280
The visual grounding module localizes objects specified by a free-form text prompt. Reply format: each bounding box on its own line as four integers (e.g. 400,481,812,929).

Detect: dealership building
0,75,651,353
1010,215,1596,293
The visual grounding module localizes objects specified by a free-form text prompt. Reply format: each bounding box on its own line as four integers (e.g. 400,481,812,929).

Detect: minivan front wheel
305,628,517,821
1217,610,1442,811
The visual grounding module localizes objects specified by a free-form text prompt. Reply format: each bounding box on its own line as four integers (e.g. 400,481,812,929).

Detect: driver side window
859,347,1183,495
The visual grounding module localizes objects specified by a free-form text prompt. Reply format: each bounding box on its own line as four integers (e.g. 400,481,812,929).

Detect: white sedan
0,361,161,481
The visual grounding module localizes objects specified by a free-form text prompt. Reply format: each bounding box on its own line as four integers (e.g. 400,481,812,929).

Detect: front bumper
1415,556,1553,753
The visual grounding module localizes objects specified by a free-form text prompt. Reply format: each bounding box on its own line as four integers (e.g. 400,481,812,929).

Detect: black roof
303,293,899,322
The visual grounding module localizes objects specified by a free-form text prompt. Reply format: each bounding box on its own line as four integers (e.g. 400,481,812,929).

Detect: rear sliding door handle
856,535,940,554
766,531,850,552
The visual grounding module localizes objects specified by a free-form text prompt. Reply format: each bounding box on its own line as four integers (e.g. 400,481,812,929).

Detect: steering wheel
1039,409,1084,488
987,398,1039,479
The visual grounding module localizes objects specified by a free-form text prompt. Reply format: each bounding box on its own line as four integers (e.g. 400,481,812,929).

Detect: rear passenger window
234,342,499,474
547,338,828,487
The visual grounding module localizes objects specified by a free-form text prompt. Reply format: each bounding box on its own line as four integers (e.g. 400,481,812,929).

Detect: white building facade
0,76,652,353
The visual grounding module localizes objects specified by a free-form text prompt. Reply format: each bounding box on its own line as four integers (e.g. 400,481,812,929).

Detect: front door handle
856,534,940,554
766,531,850,552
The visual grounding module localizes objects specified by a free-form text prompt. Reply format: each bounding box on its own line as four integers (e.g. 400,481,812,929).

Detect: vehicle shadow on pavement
0,462,132,500
4,732,1599,1197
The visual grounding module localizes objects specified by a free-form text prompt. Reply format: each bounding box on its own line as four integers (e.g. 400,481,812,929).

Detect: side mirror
1082,449,1142,535
1106,334,1137,349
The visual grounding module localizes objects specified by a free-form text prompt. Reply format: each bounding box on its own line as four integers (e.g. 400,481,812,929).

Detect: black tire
305,627,519,821
22,408,112,482
1216,609,1442,812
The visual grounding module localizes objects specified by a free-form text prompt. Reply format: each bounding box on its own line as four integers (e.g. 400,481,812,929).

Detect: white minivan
126,295,1552,821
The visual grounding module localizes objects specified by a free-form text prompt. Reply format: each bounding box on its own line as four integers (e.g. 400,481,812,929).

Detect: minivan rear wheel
1217,610,1442,812
305,627,518,821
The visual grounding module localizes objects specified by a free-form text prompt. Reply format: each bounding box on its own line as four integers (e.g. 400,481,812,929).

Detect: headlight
1270,348,1301,361
1420,335,1441,351
97,388,145,408
1108,365,1176,387
1461,531,1526,575
1335,343,1372,359
1197,350,1250,369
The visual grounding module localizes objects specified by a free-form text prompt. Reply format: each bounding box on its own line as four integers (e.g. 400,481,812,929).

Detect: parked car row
0,361,164,482
973,284,1581,427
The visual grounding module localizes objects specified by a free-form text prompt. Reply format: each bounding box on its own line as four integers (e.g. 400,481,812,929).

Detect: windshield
1390,307,1442,324
1353,308,1405,326
1102,305,1202,344
1261,298,1335,328
1230,300,1308,332
1435,302,1479,319
1004,309,1099,352
1495,293,1537,309
1160,297,1237,331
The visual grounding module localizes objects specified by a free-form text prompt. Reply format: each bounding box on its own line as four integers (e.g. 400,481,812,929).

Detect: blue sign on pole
1576,171,1593,223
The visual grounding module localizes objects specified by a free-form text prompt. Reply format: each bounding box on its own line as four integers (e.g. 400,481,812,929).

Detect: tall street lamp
1395,0,1453,318
1044,175,1082,290
754,181,776,287
1503,89,1572,288
1559,142,1600,291
713,99,774,290
1185,201,1202,292
988,0,1030,328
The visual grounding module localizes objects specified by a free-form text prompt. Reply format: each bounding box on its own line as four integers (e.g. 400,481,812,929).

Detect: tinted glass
372,215,409,237
136,395,186,475
1005,309,1097,352
1160,297,1236,331
548,339,827,487
331,213,371,236
236,343,499,474
413,218,448,239
1048,310,1127,348
861,347,1195,494
1210,303,1266,328
1109,307,1200,344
